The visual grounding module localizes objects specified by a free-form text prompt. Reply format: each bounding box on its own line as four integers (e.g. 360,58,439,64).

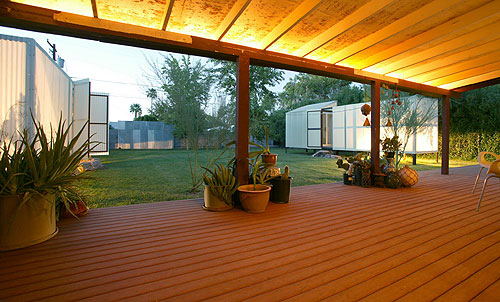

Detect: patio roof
1,0,500,96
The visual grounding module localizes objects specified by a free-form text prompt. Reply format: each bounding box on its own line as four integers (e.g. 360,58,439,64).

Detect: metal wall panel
0,36,27,141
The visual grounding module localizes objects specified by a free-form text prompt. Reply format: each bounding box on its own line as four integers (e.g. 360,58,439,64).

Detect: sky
1,26,297,122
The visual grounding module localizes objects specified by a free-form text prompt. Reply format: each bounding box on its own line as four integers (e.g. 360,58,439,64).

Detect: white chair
472,152,500,193
476,159,500,211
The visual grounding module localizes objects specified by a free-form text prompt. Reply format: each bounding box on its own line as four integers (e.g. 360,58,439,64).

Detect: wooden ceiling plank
389,38,500,80
408,50,500,83
383,24,500,77
440,70,500,90
452,78,500,93
292,0,394,58
0,0,462,98
356,1,500,70
90,0,98,18
160,0,174,31
212,0,252,41
322,0,463,64
426,61,500,86
261,0,323,50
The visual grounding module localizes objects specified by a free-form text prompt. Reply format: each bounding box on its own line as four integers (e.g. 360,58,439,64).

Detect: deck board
1,165,499,301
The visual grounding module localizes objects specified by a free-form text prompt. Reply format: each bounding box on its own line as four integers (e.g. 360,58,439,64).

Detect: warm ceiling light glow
11,0,93,17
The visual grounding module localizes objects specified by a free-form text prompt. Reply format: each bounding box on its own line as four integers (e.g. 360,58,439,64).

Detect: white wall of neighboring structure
286,97,439,154
0,36,28,140
0,34,108,155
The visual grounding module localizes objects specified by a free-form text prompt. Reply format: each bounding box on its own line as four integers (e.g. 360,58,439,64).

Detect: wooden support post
371,80,381,174
441,95,450,175
236,55,250,185
413,154,417,165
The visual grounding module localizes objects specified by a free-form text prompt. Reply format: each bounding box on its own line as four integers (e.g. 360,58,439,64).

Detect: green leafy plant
0,114,92,219
381,136,402,153
249,126,272,155
202,163,238,205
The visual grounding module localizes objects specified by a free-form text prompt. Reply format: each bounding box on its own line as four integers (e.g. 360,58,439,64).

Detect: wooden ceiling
2,0,500,94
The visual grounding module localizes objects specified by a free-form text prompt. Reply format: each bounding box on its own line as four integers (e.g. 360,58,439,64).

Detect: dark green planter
270,177,292,203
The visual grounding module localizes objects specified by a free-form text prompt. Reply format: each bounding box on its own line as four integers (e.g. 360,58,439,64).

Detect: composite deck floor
1,165,500,301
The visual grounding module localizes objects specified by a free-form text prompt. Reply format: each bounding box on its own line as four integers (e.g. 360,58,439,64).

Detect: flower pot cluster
202,126,291,213
337,153,371,188
0,115,92,251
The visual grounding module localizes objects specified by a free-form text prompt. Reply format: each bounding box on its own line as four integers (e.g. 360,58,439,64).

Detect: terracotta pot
261,153,278,165
238,184,271,213
203,186,233,212
0,194,58,251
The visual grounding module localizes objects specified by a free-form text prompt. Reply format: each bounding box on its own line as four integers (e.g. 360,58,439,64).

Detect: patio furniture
472,152,500,193
476,159,500,211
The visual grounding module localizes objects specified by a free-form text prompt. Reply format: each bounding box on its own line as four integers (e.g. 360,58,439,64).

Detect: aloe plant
202,163,239,205
0,114,93,217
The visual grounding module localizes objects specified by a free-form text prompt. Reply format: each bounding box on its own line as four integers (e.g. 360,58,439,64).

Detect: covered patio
1,1,500,301
1,165,499,301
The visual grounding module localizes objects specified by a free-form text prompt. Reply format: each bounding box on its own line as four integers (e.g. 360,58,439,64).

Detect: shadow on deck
1,165,499,301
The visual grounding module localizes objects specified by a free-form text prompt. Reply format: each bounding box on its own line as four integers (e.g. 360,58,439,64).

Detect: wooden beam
212,0,251,41
292,0,392,57
160,0,175,31
426,61,500,87
383,25,500,77
387,39,500,80
452,77,500,93
324,0,462,64
371,80,381,174
53,11,191,43
0,1,461,99
90,0,98,18
440,70,500,90
261,0,323,50
236,55,250,186
441,95,450,175
408,50,500,83
356,1,500,69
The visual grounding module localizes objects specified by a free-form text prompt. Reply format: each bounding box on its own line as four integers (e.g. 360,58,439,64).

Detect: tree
129,103,142,119
278,74,363,109
210,60,285,140
145,54,214,191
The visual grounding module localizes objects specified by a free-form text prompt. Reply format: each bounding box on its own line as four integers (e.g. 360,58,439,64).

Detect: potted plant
337,158,352,185
0,115,91,251
237,155,273,213
270,165,292,203
201,163,239,211
249,126,277,165
381,135,401,174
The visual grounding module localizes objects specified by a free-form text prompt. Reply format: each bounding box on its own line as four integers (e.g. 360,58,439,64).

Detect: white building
0,34,108,155
286,97,438,154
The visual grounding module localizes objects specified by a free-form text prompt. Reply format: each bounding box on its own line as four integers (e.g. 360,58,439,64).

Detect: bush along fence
424,132,500,161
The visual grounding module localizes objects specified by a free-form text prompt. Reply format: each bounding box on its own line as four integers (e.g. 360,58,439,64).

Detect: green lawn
80,148,476,208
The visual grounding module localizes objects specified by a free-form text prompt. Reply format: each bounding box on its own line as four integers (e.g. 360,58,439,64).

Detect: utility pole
47,40,56,61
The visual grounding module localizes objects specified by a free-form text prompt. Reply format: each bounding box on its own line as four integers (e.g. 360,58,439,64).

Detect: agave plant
0,114,92,215
202,163,239,205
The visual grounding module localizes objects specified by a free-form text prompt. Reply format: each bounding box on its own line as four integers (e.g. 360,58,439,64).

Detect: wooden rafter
440,69,500,90
426,61,500,87
261,0,323,50
408,50,500,83
212,0,251,41
160,0,174,31
90,0,98,18
391,39,500,80
356,1,500,70
452,78,500,93
292,0,392,58
323,0,462,64
381,20,500,76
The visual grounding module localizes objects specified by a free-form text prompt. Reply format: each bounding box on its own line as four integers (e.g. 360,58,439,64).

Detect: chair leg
476,175,492,211
472,167,484,193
